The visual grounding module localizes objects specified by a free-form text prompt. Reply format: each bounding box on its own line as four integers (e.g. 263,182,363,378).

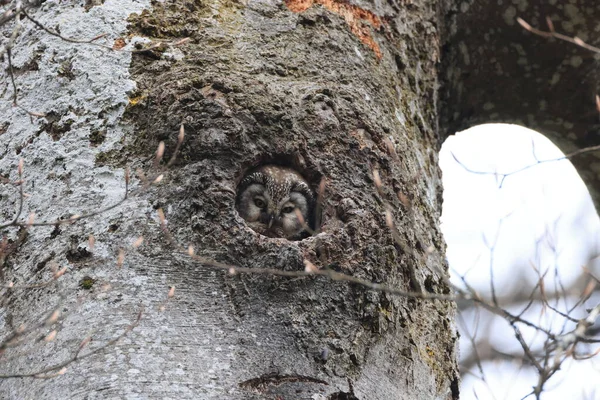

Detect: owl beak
267,213,275,228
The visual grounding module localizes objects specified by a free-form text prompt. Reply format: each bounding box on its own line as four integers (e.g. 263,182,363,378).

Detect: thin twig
0,310,142,379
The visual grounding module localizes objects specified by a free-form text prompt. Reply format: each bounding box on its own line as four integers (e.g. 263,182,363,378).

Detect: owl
236,165,314,239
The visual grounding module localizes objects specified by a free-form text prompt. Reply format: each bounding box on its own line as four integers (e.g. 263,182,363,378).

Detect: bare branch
0,310,142,379
517,17,600,54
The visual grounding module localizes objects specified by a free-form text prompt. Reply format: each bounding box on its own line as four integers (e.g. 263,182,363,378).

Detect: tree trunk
0,0,458,399
440,0,600,209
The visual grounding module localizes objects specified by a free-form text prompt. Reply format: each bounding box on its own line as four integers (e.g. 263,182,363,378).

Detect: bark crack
239,372,329,392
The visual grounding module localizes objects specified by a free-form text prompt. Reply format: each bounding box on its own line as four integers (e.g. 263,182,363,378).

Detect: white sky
439,124,600,399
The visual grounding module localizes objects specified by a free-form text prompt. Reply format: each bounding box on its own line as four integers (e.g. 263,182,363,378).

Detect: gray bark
1,0,458,399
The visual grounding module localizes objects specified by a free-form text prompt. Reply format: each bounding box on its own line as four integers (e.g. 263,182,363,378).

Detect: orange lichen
286,0,313,12
128,94,147,106
285,0,383,59
113,37,127,50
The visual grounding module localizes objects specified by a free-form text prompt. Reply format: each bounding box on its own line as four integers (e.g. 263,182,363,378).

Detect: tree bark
0,0,458,399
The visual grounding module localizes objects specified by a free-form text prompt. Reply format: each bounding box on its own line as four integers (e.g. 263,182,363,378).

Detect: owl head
236,165,314,239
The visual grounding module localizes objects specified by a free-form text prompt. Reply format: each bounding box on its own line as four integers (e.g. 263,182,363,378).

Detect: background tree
442,2,600,397
442,124,600,399
441,0,600,207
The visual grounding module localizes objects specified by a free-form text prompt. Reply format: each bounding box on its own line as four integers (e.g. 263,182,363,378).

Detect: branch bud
45,330,57,342
133,236,144,248
178,124,185,143
46,310,60,325
156,141,165,163
153,174,164,184
372,169,382,191
304,259,319,274
117,249,125,268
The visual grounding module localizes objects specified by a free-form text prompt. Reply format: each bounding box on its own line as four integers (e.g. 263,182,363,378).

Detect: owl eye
254,197,267,209
281,206,295,214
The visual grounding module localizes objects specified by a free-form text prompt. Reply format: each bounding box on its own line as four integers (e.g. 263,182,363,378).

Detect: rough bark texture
440,0,600,209
1,0,458,399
